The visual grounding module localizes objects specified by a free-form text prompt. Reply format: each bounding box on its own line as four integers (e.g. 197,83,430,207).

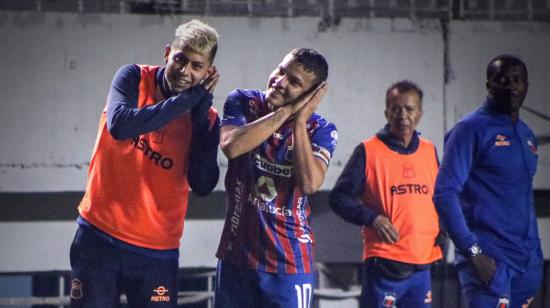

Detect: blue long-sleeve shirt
433,98,541,271
106,64,220,196
329,125,438,226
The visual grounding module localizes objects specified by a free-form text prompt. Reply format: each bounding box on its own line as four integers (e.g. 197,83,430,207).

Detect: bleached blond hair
173,19,219,63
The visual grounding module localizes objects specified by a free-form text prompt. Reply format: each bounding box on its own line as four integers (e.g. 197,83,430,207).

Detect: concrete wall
446,21,550,185
1,218,550,272
2,12,548,192
1,12,446,191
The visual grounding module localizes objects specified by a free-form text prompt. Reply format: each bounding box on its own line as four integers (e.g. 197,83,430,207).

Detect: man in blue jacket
433,54,543,307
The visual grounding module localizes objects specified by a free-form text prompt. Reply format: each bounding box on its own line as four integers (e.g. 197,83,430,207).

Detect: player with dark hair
330,80,443,307
214,48,337,308
70,19,221,307
433,54,543,307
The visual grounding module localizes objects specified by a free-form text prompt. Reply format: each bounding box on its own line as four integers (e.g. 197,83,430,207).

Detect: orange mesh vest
79,65,192,250
361,136,442,264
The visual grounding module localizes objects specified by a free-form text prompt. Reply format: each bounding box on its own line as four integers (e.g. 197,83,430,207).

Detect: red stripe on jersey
305,200,314,272
247,206,260,270
275,189,296,274
263,218,278,272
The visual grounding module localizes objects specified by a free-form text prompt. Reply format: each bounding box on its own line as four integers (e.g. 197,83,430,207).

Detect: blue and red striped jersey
216,89,338,274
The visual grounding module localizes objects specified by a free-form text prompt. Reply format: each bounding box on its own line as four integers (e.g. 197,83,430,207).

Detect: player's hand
372,215,399,244
294,82,328,122
471,254,496,285
285,82,326,115
201,66,220,94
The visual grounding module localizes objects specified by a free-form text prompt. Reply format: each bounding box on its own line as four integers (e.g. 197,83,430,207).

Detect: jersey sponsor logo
296,196,307,230
254,154,294,177
70,278,83,300
230,179,245,236
255,176,278,202
527,140,537,154
249,195,292,217
495,134,510,146
382,292,397,308
402,163,416,178
131,137,174,170
390,184,429,195
150,285,170,302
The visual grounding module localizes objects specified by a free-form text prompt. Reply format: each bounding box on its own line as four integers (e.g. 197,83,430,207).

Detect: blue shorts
360,259,433,308
457,255,543,308
214,260,316,308
70,225,179,307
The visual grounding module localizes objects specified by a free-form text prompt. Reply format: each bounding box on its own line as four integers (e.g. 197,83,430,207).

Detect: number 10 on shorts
294,283,312,308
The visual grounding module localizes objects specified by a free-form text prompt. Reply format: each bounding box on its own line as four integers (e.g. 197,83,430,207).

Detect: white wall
0,220,224,272
2,13,548,191
0,12,447,191
2,218,550,272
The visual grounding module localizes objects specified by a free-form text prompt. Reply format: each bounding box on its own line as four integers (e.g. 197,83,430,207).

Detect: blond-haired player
70,19,220,307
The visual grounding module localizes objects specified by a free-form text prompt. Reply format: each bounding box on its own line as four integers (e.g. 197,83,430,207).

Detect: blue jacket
433,98,541,271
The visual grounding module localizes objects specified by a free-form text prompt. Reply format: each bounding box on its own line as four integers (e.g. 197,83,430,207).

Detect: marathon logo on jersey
132,137,174,170
382,292,397,308
495,134,510,147
402,163,416,178
527,140,537,154
150,285,170,302
254,154,293,178
497,297,509,308
70,278,83,300
390,184,429,195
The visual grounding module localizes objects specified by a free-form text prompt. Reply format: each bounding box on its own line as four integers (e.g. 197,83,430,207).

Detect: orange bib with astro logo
79,65,191,250
361,136,442,264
